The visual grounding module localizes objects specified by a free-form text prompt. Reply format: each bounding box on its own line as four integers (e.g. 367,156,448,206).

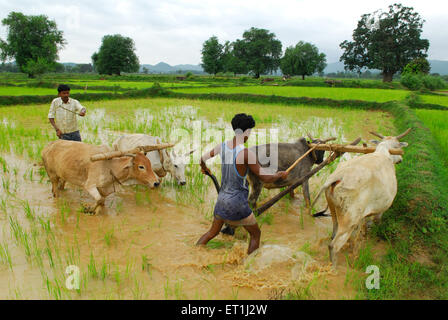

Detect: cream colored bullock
313,129,411,265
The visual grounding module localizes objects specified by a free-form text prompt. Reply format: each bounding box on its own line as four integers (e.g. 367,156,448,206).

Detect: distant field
171,86,411,102
0,86,109,96
415,109,448,164
65,80,209,89
419,94,448,107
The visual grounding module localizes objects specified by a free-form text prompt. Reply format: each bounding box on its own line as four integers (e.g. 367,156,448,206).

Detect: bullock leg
327,197,338,240
58,180,66,191
85,187,106,215
302,180,311,215
50,176,60,198
329,225,353,267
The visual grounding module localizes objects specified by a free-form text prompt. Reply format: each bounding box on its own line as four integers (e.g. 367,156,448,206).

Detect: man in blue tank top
197,113,289,255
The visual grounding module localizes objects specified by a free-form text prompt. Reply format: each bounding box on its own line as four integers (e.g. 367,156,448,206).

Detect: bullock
247,135,334,212
42,140,165,215
312,129,411,266
113,134,193,186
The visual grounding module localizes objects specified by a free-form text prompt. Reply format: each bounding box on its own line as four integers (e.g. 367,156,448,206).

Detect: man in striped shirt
48,84,86,141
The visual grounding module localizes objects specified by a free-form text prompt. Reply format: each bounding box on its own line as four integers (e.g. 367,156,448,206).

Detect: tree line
0,4,434,82
201,30,326,79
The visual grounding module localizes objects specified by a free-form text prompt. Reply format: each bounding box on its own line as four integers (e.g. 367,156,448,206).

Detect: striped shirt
48,97,85,134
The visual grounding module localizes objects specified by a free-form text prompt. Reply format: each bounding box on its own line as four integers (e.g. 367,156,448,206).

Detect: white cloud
0,0,447,65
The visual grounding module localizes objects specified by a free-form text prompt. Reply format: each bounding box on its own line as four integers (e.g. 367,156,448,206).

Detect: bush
401,73,423,91
421,76,446,91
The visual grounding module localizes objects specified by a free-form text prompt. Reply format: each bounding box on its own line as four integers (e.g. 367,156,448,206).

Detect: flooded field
0,98,396,299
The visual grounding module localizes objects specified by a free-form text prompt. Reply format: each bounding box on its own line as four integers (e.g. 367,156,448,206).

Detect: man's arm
49,118,62,138
200,143,222,175
240,149,288,183
48,101,62,138
75,100,86,117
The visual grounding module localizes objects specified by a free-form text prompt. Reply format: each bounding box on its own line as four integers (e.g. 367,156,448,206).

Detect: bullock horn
91,143,174,162
184,149,196,157
396,128,412,140
307,132,314,141
322,137,337,143
369,131,385,139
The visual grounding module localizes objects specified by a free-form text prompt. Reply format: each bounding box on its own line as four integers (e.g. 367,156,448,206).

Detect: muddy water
0,152,377,300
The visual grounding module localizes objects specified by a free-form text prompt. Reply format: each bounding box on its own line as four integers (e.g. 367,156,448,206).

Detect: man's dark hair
231,113,256,133
57,84,70,93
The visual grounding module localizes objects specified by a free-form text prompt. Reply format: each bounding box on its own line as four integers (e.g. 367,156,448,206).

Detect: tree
280,41,327,80
221,41,246,76
340,3,429,82
0,12,66,77
233,27,282,78
91,34,139,75
201,36,223,75
402,57,430,75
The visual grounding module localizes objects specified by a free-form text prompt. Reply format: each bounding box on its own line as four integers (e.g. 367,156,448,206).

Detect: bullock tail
311,178,342,218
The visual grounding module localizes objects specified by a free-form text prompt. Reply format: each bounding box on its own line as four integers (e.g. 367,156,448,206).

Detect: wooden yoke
308,143,404,155
90,143,175,162
254,137,362,216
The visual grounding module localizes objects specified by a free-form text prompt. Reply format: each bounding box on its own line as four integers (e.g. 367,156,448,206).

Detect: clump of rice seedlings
88,252,98,278
45,241,55,269
104,227,115,247
59,199,71,224
45,276,64,300
131,276,145,300
100,257,110,281
206,239,233,250
141,254,152,274
257,212,274,227
21,200,35,221
0,197,7,213
231,287,240,300
113,264,121,285
164,278,171,299
0,156,8,173
299,241,317,257
38,167,47,184
1,176,11,194
0,242,13,270
174,278,185,300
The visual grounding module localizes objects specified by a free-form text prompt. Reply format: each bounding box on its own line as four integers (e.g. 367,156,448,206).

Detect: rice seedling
88,252,98,278
104,227,115,247
100,257,110,281
22,200,35,221
0,241,13,270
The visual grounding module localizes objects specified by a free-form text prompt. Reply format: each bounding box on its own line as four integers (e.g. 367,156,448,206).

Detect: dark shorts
213,191,252,221
61,131,82,142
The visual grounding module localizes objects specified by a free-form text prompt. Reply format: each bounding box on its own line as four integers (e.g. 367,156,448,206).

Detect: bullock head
124,151,160,188
306,134,337,164
370,129,411,164
163,149,195,186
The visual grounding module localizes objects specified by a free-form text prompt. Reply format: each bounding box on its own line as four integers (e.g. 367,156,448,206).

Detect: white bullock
313,129,411,265
113,134,193,186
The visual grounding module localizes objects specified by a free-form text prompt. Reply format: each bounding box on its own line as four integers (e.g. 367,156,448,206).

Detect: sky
0,0,447,65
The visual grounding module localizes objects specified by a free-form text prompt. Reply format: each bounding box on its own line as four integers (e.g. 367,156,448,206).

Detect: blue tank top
213,142,252,221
